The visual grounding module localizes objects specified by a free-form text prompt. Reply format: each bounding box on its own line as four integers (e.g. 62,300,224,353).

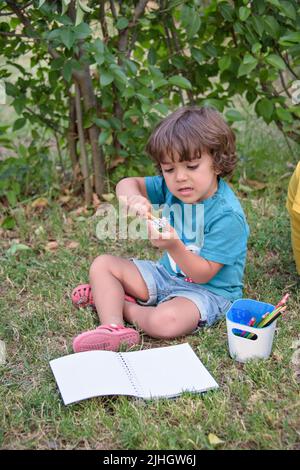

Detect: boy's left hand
146,218,180,249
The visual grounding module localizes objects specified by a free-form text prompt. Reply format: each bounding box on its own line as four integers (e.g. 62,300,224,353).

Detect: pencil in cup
246,305,286,339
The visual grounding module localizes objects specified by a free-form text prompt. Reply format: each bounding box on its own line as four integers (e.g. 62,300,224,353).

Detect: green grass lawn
1,115,300,450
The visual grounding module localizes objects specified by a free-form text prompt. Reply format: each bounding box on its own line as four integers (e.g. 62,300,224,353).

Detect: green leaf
109,64,128,84
116,17,129,30
98,130,110,145
100,71,114,87
237,59,258,77
93,118,111,129
243,54,258,65
225,109,245,122
239,7,250,21
148,47,157,65
73,22,91,39
276,107,293,122
266,0,281,7
152,78,168,90
191,47,204,65
13,97,26,115
1,216,16,230
219,3,234,21
202,99,224,112
187,14,201,39
38,0,46,7
251,17,264,37
263,16,280,38
13,117,26,131
279,32,300,46
218,56,231,72
94,39,105,65
266,54,286,70
255,98,274,121
60,28,75,49
168,75,192,90
63,60,73,82
7,190,17,207
7,243,31,256
251,43,262,54
279,1,296,20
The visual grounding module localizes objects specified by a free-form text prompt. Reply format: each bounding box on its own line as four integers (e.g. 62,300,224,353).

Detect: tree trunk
74,82,92,206
75,64,105,197
67,95,80,181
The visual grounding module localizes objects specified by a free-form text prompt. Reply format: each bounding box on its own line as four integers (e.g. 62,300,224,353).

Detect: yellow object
286,162,300,274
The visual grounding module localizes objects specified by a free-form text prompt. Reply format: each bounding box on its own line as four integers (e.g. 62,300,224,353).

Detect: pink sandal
71,283,136,309
72,324,140,353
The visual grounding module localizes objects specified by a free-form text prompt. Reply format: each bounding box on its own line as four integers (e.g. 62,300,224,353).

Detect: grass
1,114,300,450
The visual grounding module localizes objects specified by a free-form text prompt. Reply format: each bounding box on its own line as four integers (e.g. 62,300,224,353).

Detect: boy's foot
72,324,140,353
71,283,136,309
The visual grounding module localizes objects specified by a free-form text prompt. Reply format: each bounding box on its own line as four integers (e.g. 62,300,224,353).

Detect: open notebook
50,343,219,405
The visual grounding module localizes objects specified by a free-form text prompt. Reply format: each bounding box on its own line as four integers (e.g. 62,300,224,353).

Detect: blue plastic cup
226,299,277,362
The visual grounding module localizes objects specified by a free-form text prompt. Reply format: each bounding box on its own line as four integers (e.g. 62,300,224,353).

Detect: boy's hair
146,106,237,177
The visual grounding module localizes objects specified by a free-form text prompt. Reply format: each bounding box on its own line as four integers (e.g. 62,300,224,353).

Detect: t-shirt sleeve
145,175,167,205
200,212,248,266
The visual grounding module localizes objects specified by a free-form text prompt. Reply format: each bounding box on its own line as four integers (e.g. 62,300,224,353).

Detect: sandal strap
97,324,126,332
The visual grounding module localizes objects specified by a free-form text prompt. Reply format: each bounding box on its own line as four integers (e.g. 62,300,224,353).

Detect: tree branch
0,31,34,39
24,106,65,135
279,71,292,99
274,44,299,80
99,0,109,42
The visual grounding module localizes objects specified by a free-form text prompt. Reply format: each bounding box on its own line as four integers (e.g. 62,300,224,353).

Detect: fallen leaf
208,433,224,446
45,241,59,251
35,225,45,236
273,351,283,362
102,193,115,202
7,243,31,256
66,241,79,250
74,206,89,216
242,178,268,191
109,156,125,170
59,195,71,205
93,193,101,209
31,197,49,210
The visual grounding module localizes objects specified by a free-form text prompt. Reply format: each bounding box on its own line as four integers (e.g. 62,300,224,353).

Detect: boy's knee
89,254,116,280
148,309,178,339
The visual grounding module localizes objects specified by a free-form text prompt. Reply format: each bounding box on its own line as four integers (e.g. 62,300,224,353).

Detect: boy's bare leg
89,255,149,326
123,297,200,338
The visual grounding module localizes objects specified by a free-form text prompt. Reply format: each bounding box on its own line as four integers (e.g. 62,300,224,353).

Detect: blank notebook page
123,343,219,399
50,350,135,404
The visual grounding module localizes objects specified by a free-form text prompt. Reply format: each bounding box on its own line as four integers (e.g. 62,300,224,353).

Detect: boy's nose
175,169,188,181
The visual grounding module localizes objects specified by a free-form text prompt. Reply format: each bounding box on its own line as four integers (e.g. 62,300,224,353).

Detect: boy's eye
187,165,199,170
163,168,174,173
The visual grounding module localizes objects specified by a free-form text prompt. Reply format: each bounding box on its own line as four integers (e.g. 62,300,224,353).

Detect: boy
72,106,250,352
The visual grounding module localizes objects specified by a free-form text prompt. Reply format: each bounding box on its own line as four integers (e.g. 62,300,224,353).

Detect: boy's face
160,151,219,203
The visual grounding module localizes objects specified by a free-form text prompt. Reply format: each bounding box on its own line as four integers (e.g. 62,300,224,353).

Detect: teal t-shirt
145,175,250,301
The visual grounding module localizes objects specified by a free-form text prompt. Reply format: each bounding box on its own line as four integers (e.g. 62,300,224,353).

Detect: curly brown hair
146,106,237,177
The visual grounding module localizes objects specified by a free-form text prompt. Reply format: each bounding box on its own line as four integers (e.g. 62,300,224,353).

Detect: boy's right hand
125,195,152,218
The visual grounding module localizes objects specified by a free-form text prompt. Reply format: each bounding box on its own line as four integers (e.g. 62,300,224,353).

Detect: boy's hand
147,218,180,249
125,195,152,218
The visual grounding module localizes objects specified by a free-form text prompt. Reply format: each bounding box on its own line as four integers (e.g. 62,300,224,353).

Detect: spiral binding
117,353,144,397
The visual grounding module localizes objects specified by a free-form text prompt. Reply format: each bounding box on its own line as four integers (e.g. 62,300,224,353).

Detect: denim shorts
130,258,232,328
